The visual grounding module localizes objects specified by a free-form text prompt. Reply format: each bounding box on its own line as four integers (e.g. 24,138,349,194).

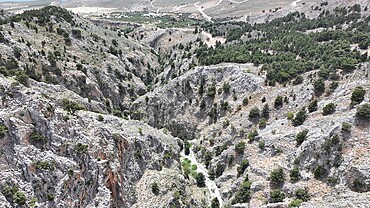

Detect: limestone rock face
0,77,183,207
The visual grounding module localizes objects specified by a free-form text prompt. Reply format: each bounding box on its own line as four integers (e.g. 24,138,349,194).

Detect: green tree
290,168,300,182
322,103,336,115
249,107,260,120
274,95,284,108
351,87,366,106
295,187,310,202
232,176,251,204
314,78,325,96
235,141,246,154
196,173,206,187
356,104,370,120
270,189,286,203
151,182,159,195
13,191,26,205
308,100,318,112
270,168,285,186
296,129,309,146
292,108,308,126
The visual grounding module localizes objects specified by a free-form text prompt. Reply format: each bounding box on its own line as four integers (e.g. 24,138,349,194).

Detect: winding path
180,141,223,207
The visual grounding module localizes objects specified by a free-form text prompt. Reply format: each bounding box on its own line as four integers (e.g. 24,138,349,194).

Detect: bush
270,168,285,186
15,70,29,87
151,182,159,195
0,124,8,138
232,176,251,204
274,95,284,108
207,83,216,97
270,189,286,203
342,122,352,132
211,198,220,208
258,118,267,129
13,191,26,205
196,172,206,187
287,112,295,120
235,141,246,154
258,140,265,150
292,108,308,126
295,187,310,202
29,132,47,144
97,115,104,122
322,103,336,115
290,168,300,182
249,107,260,119
62,99,85,114
296,129,309,146
247,129,259,142
261,104,270,119
243,97,249,106
293,75,304,85
288,199,303,207
308,100,318,112
314,78,325,95
356,104,370,120
237,159,249,176
74,143,88,154
223,81,230,93
351,87,366,106
313,165,327,179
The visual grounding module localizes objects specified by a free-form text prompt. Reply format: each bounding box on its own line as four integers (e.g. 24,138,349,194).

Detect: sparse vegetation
270,168,285,186
322,103,336,115
270,189,286,203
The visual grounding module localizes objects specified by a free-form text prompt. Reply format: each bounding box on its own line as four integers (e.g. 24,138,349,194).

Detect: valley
0,0,369,208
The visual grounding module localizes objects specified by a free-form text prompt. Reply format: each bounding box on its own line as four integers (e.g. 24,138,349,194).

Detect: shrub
232,176,251,204
287,112,295,120
207,83,216,97
288,199,303,207
211,198,220,208
290,168,300,182
258,140,265,150
151,182,159,195
351,87,366,106
356,104,370,120
36,160,54,171
322,103,336,115
313,165,327,179
341,122,352,132
314,78,325,95
13,191,26,205
293,75,304,85
62,99,85,114
247,129,259,142
274,95,284,108
270,189,286,203
296,129,309,146
237,159,249,176
249,107,260,119
235,141,246,154
29,132,47,144
308,100,318,112
0,124,8,138
261,104,270,119
15,70,29,86
270,168,285,186
97,115,104,122
223,81,230,93
258,118,267,129
196,172,206,187
295,187,310,202
243,97,249,106
292,108,307,126
74,143,88,154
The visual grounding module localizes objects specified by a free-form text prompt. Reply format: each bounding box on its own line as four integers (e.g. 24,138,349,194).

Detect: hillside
0,2,369,208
